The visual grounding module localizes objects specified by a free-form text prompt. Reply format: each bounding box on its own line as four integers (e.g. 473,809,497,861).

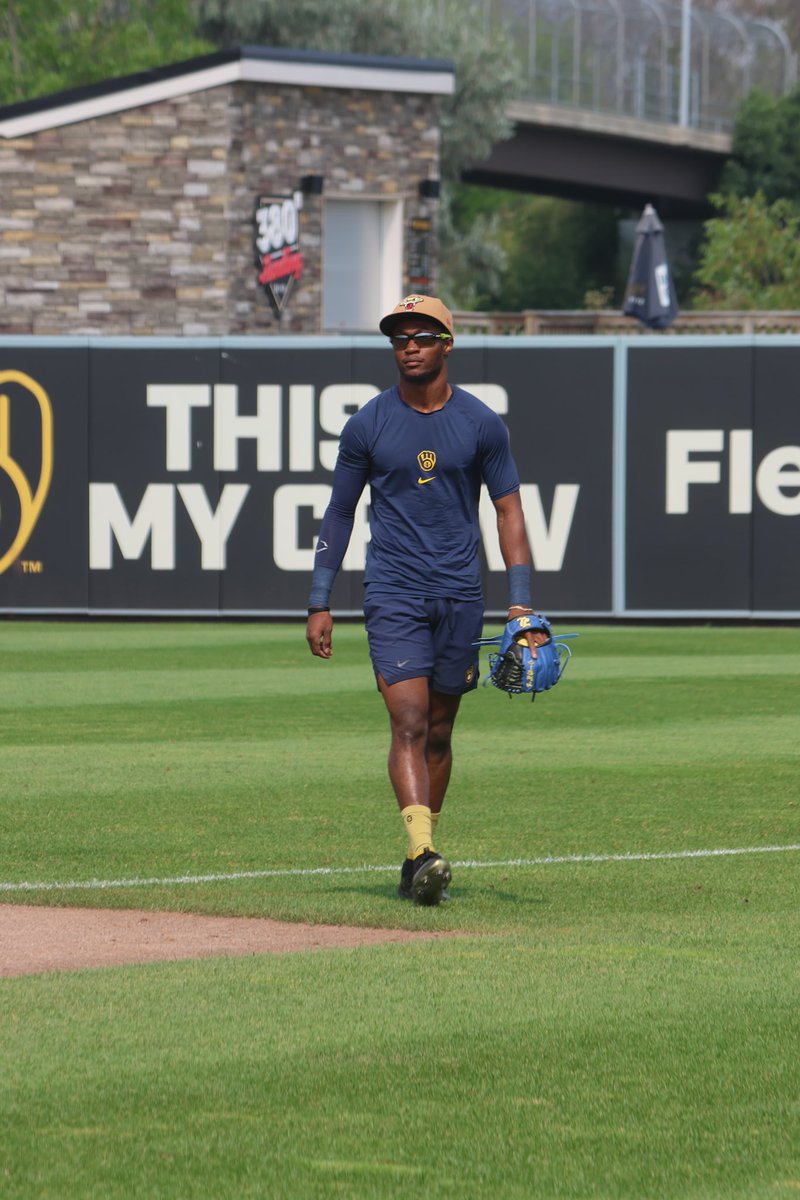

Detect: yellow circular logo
0,371,53,575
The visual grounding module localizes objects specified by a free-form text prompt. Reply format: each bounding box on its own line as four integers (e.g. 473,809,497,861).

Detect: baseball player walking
306,295,545,904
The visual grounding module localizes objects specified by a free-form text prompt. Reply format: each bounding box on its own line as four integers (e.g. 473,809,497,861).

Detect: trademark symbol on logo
21,560,43,574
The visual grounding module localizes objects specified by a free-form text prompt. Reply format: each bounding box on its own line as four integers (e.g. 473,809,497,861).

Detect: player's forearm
495,495,533,609
307,454,368,611
307,506,354,610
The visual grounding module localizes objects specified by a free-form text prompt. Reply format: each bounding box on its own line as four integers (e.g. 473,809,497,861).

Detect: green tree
436,200,509,310
0,0,212,106
692,191,800,309
690,80,800,310
497,196,619,311
720,86,800,206
444,187,619,311
191,0,519,183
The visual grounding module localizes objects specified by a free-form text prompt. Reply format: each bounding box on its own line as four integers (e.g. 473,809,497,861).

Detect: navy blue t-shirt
316,385,520,601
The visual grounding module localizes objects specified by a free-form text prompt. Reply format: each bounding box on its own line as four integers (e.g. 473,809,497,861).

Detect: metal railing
485,0,798,133
453,310,800,335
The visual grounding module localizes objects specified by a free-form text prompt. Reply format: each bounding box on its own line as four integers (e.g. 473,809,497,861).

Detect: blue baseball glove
475,614,577,700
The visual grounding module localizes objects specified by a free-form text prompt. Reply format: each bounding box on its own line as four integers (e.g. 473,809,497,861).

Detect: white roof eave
0,56,455,140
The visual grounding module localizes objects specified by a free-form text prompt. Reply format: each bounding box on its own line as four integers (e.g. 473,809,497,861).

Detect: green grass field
1,619,799,1199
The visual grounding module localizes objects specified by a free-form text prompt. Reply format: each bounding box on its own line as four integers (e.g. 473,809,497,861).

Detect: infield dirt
0,905,460,978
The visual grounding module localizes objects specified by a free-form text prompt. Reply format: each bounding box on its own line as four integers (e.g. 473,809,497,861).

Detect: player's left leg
423,598,483,888
413,689,461,903
427,597,482,820
427,689,461,818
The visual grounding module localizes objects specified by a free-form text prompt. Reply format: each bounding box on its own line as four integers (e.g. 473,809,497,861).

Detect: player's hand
505,607,548,659
306,611,333,659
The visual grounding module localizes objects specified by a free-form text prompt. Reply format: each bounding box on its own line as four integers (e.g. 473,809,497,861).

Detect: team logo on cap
400,295,427,311
417,451,436,472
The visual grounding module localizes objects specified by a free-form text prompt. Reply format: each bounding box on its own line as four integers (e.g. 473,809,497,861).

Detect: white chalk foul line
1,843,799,894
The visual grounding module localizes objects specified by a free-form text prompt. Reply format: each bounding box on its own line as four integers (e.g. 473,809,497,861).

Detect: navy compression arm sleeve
508,563,533,609
308,457,368,608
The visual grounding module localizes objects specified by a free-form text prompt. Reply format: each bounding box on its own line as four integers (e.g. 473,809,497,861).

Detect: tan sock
430,810,441,842
402,804,433,859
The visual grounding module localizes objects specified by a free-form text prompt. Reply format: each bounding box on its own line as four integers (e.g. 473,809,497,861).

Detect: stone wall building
0,47,453,336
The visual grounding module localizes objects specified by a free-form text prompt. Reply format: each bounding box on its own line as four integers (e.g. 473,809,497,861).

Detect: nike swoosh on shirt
417,476,436,485
315,540,328,553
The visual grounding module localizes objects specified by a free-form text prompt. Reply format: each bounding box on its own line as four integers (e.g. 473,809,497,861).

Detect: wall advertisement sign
254,192,305,317
625,343,800,616
0,337,797,618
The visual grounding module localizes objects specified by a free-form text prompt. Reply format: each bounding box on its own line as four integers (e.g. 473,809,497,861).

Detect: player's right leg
365,596,456,904
376,673,452,906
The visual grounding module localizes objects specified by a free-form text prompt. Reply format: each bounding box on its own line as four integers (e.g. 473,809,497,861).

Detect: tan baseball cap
379,294,454,339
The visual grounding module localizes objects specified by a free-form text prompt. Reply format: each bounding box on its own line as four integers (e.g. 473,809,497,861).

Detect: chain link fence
484,0,797,132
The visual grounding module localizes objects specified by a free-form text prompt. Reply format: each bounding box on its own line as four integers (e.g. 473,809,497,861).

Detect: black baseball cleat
398,849,452,906
398,856,416,901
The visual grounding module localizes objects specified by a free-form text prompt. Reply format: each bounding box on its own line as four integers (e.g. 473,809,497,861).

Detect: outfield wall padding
1,335,798,619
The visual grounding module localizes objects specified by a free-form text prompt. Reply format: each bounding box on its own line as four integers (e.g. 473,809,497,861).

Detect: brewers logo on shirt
417,450,436,472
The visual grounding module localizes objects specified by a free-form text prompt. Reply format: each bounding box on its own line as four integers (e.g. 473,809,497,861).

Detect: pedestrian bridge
463,99,731,216
462,0,797,214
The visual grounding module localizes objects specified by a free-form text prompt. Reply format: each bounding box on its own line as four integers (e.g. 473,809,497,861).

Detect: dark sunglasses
389,331,451,350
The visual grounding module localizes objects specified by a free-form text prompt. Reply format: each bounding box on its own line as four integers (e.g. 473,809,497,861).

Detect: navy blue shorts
364,595,484,693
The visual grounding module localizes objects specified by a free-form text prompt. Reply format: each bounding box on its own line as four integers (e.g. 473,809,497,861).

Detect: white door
323,199,402,332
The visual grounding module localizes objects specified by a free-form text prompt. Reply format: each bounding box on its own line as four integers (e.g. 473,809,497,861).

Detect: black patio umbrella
622,204,679,330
